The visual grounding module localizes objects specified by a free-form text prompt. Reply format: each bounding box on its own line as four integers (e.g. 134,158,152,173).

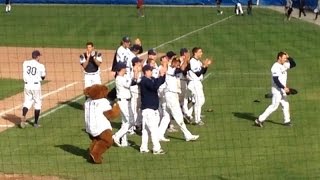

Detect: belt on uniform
85,72,99,75
25,82,39,84
118,98,131,101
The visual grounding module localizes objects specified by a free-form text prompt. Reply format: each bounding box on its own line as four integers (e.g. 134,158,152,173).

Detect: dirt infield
0,173,62,180
0,47,117,132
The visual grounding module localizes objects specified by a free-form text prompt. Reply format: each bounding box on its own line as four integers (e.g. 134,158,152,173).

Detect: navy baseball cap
166,51,176,59
142,64,153,73
132,57,142,66
32,50,41,58
148,49,157,55
130,44,141,52
180,48,188,56
122,36,130,43
116,62,127,71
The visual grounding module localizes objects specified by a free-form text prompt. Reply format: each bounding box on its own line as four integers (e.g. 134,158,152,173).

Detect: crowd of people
80,36,213,156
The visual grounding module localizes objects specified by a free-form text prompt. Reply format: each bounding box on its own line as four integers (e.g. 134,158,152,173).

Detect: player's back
23,59,45,83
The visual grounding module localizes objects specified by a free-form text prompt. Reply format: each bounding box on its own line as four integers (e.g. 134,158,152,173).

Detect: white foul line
154,15,235,50
0,81,79,117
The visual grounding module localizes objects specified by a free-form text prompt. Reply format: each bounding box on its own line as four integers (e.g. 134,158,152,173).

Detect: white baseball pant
188,81,205,123
140,109,162,152
113,99,134,145
258,87,290,123
84,73,101,88
23,89,42,110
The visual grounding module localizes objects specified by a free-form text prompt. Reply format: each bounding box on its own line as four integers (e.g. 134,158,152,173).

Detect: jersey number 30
26,66,37,75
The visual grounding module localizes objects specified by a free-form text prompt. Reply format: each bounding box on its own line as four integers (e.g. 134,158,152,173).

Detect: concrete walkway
266,6,320,26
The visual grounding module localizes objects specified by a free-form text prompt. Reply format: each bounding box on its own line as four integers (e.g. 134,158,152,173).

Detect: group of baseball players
79,36,212,155
19,36,296,156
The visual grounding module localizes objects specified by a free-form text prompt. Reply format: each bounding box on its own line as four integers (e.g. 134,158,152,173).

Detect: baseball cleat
186,135,199,142
194,121,205,126
140,149,150,153
112,135,122,147
283,122,292,127
19,122,26,129
159,137,170,142
33,123,41,128
254,119,263,127
153,149,166,155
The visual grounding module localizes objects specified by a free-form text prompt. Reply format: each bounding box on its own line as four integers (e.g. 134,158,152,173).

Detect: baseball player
255,52,296,127
140,64,167,154
178,48,193,122
235,0,244,16
160,58,199,142
130,57,143,134
5,0,11,13
111,36,132,74
187,47,212,126
80,42,102,88
20,50,46,128
113,63,139,147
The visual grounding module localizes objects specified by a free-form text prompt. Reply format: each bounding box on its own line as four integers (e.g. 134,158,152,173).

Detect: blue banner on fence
0,0,318,10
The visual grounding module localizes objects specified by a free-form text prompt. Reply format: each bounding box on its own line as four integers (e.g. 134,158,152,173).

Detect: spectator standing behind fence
137,0,144,17
247,0,253,15
285,0,293,20
298,0,306,18
215,0,223,15
5,0,11,13
314,0,320,20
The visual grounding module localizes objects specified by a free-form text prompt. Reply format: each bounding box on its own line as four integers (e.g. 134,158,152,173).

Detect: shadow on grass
55,144,88,160
232,112,256,121
58,101,83,110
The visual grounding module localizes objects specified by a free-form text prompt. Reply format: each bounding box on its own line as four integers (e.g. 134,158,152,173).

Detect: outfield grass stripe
154,15,235,49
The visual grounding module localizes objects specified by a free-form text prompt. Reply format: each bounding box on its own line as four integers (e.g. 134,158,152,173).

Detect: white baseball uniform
116,46,132,73
22,59,46,110
258,61,292,123
80,51,102,88
113,74,134,146
187,57,206,124
84,98,112,137
157,65,170,138
159,66,196,140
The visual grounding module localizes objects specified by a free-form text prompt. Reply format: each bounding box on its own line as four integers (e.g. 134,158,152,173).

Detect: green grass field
0,79,24,100
0,5,320,179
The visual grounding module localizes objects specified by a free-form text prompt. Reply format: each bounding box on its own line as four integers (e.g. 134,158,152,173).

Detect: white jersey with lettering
116,46,131,65
23,59,46,90
84,98,112,137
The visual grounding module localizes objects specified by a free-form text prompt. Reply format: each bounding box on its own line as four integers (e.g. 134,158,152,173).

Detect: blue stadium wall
1,0,318,10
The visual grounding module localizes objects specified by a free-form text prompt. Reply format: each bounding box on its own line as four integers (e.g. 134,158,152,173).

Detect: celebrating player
255,52,296,127
187,47,212,126
79,42,102,88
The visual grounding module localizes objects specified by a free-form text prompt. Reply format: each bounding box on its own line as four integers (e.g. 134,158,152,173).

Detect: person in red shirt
137,0,145,17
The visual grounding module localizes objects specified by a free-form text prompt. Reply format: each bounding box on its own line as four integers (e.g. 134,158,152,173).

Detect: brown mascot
83,84,120,164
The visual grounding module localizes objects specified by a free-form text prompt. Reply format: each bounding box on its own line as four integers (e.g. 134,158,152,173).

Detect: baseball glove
286,88,298,95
